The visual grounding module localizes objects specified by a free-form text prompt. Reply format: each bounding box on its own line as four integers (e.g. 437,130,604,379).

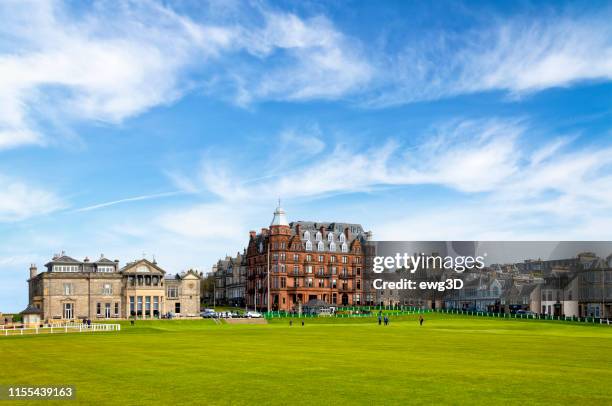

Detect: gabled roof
46,255,81,265
119,258,166,274
95,257,115,264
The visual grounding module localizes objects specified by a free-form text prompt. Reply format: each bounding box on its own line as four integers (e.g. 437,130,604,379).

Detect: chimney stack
29,264,38,279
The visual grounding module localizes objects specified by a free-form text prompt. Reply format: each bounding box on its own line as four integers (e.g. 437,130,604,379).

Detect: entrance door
342,294,349,305
63,303,73,319
105,303,111,318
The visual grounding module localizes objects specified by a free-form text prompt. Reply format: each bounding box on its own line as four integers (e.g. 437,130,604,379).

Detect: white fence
2,323,121,337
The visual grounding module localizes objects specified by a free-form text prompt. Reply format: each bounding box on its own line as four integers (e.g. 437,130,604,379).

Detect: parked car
246,311,262,318
201,310,217,318
515,310,536,316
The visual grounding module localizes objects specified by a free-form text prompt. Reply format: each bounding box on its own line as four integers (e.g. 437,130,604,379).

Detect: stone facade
28,254,201,321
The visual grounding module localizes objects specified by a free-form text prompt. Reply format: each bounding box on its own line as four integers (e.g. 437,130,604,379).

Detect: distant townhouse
27,253,201,322
212,251,247,307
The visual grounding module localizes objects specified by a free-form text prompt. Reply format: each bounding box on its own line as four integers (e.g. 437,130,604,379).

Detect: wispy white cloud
366,8,612,106
0,174,64,221
74,191,183,212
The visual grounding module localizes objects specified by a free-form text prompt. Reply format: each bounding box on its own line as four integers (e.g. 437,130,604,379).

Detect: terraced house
246,204,372,311
27,253,201,322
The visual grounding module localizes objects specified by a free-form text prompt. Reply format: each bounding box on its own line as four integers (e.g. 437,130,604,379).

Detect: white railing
2,323,121,337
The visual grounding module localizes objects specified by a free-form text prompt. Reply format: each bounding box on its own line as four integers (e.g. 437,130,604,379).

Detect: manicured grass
3,314,612,405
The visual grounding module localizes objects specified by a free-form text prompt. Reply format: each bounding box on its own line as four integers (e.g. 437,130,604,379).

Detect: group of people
289,320,305,326
377,312,390,326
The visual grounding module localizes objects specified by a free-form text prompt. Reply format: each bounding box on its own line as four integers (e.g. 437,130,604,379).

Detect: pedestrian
419,315,424,326
384,315,388,325
378,314,382,325
289,320,293,326
301,320,304,326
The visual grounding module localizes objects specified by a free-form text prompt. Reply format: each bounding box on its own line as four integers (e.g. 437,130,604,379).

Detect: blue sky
1,0,612,312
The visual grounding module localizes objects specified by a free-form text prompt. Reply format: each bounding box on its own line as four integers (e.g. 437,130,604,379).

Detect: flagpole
267,236,271,314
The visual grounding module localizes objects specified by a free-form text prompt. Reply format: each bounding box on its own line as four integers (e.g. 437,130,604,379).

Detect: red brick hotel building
246,205,371,311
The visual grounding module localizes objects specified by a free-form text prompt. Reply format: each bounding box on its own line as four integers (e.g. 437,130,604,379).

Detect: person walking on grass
419,315,424,326
289,319,293,326
301,320,304,327
384,315,388,326
378,314,382,325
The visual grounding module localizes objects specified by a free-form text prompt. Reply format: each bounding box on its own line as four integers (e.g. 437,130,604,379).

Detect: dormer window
305,240,312,251
341,243,348,253
304,231,311,240
339,233,346,243
317,241,324,251
316,231,322,241
329,242,336,252
328,233,334,242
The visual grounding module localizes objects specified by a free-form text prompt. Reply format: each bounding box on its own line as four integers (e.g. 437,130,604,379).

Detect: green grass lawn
2,314,612,405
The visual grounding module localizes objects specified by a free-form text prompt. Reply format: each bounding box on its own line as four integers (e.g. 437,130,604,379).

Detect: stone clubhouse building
27,253,201,322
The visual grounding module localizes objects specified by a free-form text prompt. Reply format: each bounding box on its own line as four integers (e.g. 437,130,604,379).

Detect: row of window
61,283,179,297
270,254,358,263
53,265,115,272
264,277,361,290
303,231,347,243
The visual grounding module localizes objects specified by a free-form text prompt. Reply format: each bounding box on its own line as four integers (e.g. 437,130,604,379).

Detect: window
306,255,312,262
281,277,286,288
54,265,79,272
305,240,312,251
175,302,181,314
105,303,111,318
328,232,334,242
318,279,325,288
145,297,151,316
63,303,73,319
102,283,112,295
329,242,336,252
341,243,348,253
96,302,101,315
357,280,361,289
63,283,73,295
293,254,299,262
98,266,114,272
316,231,322,241
167,287,179,298
342,256,348,264
317,241,324,251
293,265,299,274
318,255,324,262
137,296,143,316
294,278,299,287
356,267,361,275
339,233,346,243
304,231,311,240
130,296,135,315
306,278,313,288
115,302,119,315
153,297,159,316
332,279,337,288
305,265,312,274
330,256,336,263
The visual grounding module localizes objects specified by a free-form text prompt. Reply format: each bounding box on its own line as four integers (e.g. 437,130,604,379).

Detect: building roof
270,203,289,226
21,304,42,315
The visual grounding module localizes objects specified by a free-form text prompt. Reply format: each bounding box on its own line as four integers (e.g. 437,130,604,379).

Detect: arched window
327,233,334,242
339,233,346,243
304,231,311,240
317,241,324,251
329,242,336,252
316,231,322,241
341,243,348,253
305,240,312,251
